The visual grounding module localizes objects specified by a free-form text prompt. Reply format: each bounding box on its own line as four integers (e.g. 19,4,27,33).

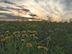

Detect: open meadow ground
0,21,72,54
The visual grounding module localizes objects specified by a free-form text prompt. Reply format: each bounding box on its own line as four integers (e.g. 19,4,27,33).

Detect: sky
0,0,72,21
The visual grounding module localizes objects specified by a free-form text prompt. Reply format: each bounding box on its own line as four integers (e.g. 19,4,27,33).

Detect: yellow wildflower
22,34,28,38
13,32,17,35
34,36,38,39
30,34,35,37
4,36,10,40
32,31,37,34
43,47,48,51
13,31,20,35
30,34,38,39
26,43,32,48
37,46,48,51
37,46,44,49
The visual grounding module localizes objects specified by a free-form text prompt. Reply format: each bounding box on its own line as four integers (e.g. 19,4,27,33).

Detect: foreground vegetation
0,21,72,54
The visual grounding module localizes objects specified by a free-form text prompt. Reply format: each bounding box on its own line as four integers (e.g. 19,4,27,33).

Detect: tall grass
0,21,72,54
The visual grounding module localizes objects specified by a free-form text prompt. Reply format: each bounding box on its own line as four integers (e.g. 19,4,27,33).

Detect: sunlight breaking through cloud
0,0,72,21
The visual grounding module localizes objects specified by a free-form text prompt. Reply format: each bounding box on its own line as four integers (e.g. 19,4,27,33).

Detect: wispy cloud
0,7,7,11
0,12,23,18
0,0,72,19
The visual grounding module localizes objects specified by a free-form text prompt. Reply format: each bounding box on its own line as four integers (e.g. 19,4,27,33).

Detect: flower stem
28,48,29,54
44,50,46,54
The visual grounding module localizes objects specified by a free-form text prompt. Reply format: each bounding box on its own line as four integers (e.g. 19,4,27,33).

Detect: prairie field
0,21,72,54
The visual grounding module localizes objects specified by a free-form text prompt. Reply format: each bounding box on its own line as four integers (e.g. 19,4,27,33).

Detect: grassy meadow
0,21,72,54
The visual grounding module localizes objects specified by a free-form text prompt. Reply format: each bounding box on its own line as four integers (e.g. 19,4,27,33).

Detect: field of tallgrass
0,21,72,54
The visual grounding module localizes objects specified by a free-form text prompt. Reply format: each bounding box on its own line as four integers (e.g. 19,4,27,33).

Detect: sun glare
24,15,32,18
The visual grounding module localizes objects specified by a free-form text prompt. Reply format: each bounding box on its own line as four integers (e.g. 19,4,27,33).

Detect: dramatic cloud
0,7,9,11
34,0,72,18
0,0,72,20
0,12,25,19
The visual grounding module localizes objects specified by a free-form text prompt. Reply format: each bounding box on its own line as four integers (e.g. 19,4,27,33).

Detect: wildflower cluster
1,36,11,41
0,30,49,54
12,30,38,39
